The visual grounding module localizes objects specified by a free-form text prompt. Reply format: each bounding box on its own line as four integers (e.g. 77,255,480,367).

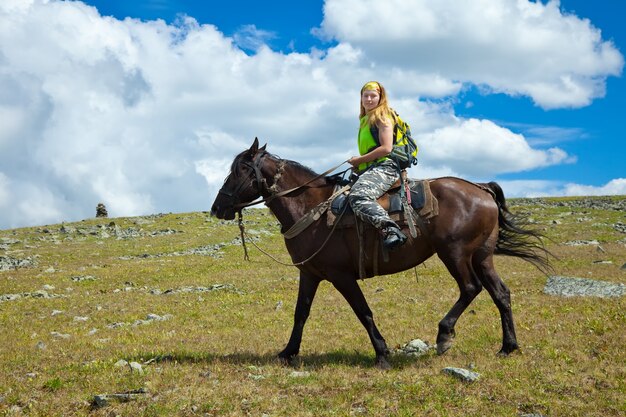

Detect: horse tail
484,181,553,274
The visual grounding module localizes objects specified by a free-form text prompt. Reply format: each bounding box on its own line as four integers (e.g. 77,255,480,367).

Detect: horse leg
436,253,483,355
278,272,320,365
330,276,391,369
473,254,519,356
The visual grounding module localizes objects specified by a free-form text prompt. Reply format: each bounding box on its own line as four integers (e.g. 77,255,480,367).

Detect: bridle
217,151,272,209
218,151,350,262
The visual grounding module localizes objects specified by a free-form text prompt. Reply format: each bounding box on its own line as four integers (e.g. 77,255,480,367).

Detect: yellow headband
362,81,380,92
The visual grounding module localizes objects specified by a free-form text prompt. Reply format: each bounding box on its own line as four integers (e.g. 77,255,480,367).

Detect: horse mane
280,157,343,186
231,148,339,187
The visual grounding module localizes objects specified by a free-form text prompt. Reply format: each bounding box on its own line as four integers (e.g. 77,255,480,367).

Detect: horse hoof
436,341,453,356
277,353,297,367
375,357,391,370
497,344,519,357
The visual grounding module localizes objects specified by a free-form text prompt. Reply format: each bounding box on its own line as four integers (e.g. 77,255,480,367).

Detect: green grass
0,200,625,416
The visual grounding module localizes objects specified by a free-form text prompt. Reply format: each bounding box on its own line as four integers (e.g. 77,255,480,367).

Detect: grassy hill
0,196,624,416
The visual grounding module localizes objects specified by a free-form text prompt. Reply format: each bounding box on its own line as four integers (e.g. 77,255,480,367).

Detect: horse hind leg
473,253,519,356
436,253,483,355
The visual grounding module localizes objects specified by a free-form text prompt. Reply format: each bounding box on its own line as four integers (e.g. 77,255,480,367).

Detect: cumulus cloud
318,0,624,108
418,118,572,177
0,0,622,229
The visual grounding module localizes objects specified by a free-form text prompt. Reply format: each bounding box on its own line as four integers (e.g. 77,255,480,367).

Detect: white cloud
0,0,622,229
498,178,626,198
563,178,626,196
232,24,277,52
318,0,624,108
417,117,572,177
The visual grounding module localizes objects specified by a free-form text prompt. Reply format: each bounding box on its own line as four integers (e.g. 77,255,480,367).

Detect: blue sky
0,0,624,229
84,0,625,185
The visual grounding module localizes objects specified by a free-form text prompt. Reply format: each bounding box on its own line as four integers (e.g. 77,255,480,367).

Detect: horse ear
260,143,267,151
250,137,260,153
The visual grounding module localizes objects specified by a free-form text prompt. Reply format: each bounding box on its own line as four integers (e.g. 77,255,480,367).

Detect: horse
211,138,550,369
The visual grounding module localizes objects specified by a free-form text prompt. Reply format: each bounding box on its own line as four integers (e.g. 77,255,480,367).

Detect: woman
347,81,407,250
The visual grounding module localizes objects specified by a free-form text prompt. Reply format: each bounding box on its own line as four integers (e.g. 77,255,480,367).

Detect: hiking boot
382,225,407,251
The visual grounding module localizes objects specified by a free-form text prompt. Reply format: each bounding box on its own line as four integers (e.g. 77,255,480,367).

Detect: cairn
96,203,108,218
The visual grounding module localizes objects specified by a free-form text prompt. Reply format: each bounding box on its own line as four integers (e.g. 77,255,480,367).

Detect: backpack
370,111,418,170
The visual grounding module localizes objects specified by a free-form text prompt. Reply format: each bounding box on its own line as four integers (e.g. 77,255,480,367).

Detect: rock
113,359,128,368
129,362,143,373
73,316,89,322
0,238,20,245
275,301,283,311
42,284,55,290
544,276,625,298
289,371,310,378
159,284,239,295
91,388,148,408
0,255,37,271
146,313,171,321
564,240,599,246
395,339,432,357
36,341,46,350
51,310,64,316
71,275,97,282
50,331,71,339
614,222,626,233
0,290,65,303
442,367,480,382
132,313,173,326
621,263,626,271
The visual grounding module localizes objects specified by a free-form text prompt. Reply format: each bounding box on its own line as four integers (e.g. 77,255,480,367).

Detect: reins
233,155,352,265
238,202,350,266
234,155,350,210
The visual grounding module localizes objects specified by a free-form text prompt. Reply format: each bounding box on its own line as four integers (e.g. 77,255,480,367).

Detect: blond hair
359,81,395,128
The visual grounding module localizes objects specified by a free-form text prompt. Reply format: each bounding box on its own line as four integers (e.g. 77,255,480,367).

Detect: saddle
327,179,438,229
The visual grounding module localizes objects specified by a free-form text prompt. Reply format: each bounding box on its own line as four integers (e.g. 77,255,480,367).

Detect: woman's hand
348,156,361,168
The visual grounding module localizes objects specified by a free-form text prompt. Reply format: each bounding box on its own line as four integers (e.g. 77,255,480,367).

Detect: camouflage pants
348,159,400,230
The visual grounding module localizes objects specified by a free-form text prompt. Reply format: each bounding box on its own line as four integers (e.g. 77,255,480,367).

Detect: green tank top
357,116,389,172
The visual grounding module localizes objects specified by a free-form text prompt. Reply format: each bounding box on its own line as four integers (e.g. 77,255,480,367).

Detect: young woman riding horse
211,142,549,369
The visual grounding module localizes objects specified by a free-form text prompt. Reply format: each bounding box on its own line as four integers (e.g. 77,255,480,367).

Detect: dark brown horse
211,138,550,369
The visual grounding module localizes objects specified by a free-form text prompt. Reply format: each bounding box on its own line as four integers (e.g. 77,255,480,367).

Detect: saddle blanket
327,179,438,229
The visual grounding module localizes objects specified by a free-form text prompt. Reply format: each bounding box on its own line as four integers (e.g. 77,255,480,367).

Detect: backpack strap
369,110,399,147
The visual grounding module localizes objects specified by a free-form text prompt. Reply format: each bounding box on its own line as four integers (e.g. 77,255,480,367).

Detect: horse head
211,138,269,220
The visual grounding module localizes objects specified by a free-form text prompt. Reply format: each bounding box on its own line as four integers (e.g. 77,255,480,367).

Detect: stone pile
95,203,108,218
0,255,37,271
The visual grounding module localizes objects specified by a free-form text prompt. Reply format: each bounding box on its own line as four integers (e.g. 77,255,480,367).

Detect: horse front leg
278,272,320,366
331,276,391,370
